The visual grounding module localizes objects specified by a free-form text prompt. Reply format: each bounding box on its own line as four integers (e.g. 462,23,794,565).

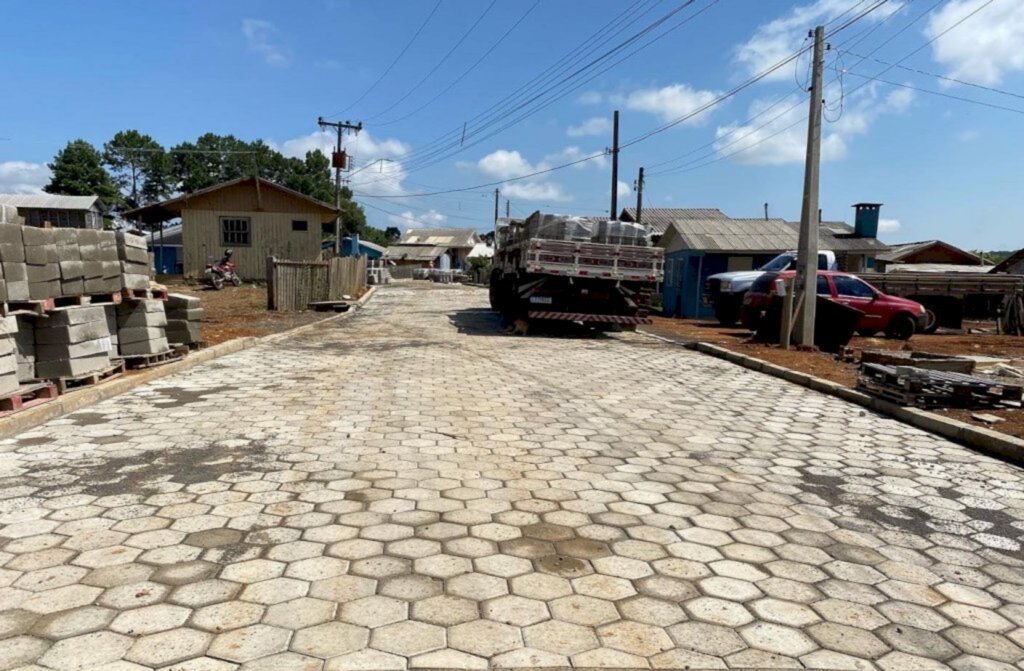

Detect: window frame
291,220,308,232
220,216,252,247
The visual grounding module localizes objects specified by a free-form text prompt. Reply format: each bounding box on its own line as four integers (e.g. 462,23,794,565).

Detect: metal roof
876,239,981,263
0,193,103,211
383,244,449,261
661,216,890,254
991,248,1024,274
620,207,727,235
145,224,183,247
398,228,480,247
886,263,996,274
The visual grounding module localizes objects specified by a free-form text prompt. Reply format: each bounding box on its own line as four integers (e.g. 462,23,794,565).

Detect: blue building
322,236,387,259
146,223,183,275
621,206,890,319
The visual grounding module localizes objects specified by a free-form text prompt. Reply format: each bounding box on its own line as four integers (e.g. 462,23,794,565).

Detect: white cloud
567,116,612,137
625,84,722,124
242,19,289,67
0,161,51,194
878,218,901,233
617,180,631,198
956,128,980,142
502,181,571,202
276,129,412,196
735,0,900,81
542,146,608,170
389,208,446,231
713,83,914,166
577,91,604,105
478,150,533,180
925,0,1024,86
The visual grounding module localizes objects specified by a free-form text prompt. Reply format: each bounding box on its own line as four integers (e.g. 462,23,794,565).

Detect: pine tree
45,140,119,207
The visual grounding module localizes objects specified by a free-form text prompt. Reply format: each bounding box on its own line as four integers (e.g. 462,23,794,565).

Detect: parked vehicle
705,250,837,326
204,249,242,290
489,213,663,331
855,271,1024,333
741,270,927,339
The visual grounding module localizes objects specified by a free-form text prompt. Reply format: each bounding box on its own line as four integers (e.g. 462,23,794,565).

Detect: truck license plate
529,296,553,305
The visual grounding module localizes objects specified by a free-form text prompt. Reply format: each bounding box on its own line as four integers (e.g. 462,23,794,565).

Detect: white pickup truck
704,250,837,326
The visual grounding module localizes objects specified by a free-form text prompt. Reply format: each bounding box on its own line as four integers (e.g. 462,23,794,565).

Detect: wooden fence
266,255,367,311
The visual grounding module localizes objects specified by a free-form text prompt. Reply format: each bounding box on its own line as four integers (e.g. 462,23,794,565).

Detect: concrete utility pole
506,199,510,219
610,110,620,220
793,26,826,347
493,188,500,225
634,166,644,226
317,117,362,255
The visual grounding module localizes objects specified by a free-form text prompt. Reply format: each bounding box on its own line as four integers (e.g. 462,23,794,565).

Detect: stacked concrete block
104,305,119,355
116,299,168,356
165,293,203,345
0,204,22,225
99,231,123,292
80,230,121,294
54,229,85,297
0,316,18,395
22,227,61,300
14,316,35,383
34,306,112,379
116,232,150,291
0,224,29,301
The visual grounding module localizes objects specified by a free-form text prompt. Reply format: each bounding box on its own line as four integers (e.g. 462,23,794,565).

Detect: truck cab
704,250,837,326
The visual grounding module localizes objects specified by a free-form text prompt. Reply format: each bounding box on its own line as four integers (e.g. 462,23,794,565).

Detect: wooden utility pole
793,26,825,347
610,110,620,220
634,166,644,226
317,117,362,254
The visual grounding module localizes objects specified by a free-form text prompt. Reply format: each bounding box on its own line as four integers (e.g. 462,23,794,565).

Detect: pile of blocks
55,229,85,297
0,224,29,302
116,232,150,290
78,230,122,294
116,300,169,356
165,294,203,345
22,227,61,300
0,316,18,396
33,306,113,379
13,316,35,383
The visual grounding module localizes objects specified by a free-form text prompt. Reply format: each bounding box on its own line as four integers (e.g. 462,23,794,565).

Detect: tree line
43,131,400,245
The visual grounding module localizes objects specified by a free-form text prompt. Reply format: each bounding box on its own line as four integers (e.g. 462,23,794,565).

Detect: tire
886,314,916,340
231,275,242,287
488,270,503,310
714,302,740,327
922,307,939,334
212,277,225,291
857,329,878,337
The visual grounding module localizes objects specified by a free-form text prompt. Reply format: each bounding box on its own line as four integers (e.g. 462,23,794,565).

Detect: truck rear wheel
714,303,740,326
922,308,939,334
488,270,503,310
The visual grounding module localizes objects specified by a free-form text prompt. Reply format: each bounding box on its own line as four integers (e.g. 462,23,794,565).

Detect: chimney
853,202,882,238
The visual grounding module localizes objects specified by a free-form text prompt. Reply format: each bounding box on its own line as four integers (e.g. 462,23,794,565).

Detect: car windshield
760,253,796,271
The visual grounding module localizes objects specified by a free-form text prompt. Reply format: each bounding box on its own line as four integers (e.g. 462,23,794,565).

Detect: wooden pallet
121,349,182,370
121,287,169,302
1,298,54,317
52,292,123,308
0,381,59,416
859,362,1024,409
53,360,125,394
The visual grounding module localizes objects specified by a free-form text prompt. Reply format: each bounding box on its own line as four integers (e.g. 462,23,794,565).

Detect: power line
843,72,1024,114
376,1,541,127
842,50,1024,100
326,0,443,119
363,0,499,122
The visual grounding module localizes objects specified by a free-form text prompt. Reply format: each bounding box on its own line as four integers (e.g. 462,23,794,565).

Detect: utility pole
610,110,620,220
634,166,644,226
505,200,510,219
793,26,826,347
764,202,769,221
317,116,362,254
493,188,500,226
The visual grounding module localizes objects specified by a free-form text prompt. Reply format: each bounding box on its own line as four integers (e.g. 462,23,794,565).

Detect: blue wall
340,238,384,259
152,246,180,275
662,251,777,319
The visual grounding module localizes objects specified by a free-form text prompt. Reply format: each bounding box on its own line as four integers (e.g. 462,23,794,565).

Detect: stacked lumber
116,231,150,290
0,316,18,395
55,229,85,297
34,306,113,379
0,224,29,301
116,299,168,356
22,227,61,300
165,293,203,345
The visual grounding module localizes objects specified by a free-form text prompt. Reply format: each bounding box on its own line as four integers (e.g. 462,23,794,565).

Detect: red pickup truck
742,270,928,339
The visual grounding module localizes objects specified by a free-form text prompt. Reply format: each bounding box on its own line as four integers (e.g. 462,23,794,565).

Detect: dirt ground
158,277,336,346
647,316,1024,440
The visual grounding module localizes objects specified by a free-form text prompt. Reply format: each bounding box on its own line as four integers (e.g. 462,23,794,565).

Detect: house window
292,220,308,232
220,217,251,246
321,222,334,236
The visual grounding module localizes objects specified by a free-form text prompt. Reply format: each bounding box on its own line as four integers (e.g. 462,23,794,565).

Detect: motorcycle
204,250,243,290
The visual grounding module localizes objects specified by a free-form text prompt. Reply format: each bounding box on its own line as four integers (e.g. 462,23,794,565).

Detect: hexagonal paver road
1,282,1023,670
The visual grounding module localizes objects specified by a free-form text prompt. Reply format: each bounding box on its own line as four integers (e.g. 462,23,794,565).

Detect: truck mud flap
527,311,652,325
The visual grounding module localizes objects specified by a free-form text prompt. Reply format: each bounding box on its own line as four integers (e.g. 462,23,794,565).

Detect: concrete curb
640,331,1024,464
0,285,379,439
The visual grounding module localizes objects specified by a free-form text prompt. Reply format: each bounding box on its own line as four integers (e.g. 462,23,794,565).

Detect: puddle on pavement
149,385,233,407
536,554,591,577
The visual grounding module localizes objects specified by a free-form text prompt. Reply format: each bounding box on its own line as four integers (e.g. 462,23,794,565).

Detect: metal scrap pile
858,362,1023,409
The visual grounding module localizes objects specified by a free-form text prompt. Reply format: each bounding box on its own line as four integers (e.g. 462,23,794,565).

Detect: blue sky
2,0,1023,250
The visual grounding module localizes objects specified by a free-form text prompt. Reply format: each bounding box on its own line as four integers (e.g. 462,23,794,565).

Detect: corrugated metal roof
876,239,979,263
145,224,183,247
620,207,727,235
662,216,890,254
886,263,996,273
0,193,102,210
383,244,448,261
398,228,480,247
